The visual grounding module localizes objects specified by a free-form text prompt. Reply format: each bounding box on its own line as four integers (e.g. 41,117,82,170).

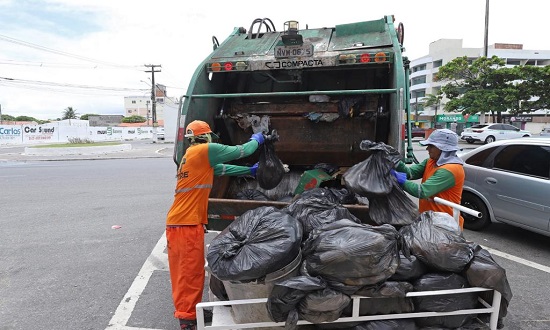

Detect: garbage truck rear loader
174,15,416,230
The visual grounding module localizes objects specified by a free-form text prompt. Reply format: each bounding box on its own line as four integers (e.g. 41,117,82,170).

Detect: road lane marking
482,245,550,274
106,231,168,330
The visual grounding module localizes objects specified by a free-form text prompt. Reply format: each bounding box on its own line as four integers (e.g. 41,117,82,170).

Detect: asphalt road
1,140,550,329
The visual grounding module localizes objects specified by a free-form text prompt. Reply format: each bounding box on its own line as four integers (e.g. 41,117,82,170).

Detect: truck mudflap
195,288,502,330
207,198,372,231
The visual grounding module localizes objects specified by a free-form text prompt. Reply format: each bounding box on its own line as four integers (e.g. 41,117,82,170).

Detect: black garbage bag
400,211,474,273
358,140,402,166
413,273,478,328
257,130,285,190
342,140,402,197
389,252,428,282
368,182,418,227
209,275,228,301
297,187,357,205
343,151,394,196
338,96,364,118
267,275,350,330
347,319,418,330
284,190,360,239
342,281,414,316
236,189,270,201
207,206,302,281
314,163,340,176
302,220,401,291
463,243,513,327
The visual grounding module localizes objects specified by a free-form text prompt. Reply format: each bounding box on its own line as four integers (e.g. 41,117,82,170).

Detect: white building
123,84,180,126
409,39,550,132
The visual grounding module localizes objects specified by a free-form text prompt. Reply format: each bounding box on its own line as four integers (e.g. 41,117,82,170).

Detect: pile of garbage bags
206,140,512,329
206,190,512,329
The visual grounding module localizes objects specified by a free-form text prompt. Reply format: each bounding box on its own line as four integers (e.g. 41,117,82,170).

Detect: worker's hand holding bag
256,130,285,190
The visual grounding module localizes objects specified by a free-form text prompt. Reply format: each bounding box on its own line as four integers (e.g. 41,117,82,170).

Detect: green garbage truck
173,15,416,230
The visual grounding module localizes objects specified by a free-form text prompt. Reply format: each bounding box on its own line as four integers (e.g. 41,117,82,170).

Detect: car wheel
461,192,491,231
484,136,495,144
466,139,475,144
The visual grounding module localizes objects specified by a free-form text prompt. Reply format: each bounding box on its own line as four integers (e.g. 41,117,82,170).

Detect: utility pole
483,0,490,57
144,64,161,142
480,0,489,124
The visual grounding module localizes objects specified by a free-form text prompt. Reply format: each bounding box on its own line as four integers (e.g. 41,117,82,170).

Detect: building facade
409,39,550,134
123,84,180,126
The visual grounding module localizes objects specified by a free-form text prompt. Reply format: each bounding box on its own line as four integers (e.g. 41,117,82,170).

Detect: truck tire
461,192,491,231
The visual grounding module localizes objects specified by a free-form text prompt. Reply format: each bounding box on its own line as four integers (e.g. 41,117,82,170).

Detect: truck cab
174,15,414,230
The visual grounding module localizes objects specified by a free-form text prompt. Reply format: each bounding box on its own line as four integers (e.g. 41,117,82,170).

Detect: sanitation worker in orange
391,128,466,228
166,120,263,330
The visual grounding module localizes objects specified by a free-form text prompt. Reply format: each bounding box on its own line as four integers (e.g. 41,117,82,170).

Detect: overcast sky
0,0,548,120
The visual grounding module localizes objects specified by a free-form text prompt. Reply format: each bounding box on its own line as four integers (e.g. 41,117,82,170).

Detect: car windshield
471,124,488,129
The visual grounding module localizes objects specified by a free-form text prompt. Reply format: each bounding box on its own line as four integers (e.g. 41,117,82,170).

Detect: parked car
411,127,426,138
460,123,531,144
540,127,550,137
156,127,165,141
406,126,426,138
459,138,550,237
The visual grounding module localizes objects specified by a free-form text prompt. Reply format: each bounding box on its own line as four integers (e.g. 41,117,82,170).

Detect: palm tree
423,92,443,128
62,107,78,120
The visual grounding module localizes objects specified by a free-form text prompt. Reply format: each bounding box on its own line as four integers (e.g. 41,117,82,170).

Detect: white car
460,123,531,144
156,127,165,141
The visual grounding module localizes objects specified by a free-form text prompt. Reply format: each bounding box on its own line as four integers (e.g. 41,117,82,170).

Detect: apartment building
123,84,179,125
409,39,550,133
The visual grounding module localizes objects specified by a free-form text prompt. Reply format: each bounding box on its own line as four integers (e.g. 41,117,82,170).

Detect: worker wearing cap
166,120,264,330
391,128,465,228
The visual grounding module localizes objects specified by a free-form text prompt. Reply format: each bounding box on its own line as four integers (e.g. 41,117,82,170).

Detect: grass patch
30,142,122,148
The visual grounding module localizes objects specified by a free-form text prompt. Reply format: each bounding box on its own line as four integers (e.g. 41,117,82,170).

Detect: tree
79,113,99,120
422,92,443,127
62,107,78,120
513,65,550,112
437,56,521,123
121,115,147,123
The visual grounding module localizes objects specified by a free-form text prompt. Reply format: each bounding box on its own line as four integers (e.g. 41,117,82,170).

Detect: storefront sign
510,116,533,122
436,114,479,123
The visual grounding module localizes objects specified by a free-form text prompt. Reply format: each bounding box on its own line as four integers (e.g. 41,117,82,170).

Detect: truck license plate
274,44,313,58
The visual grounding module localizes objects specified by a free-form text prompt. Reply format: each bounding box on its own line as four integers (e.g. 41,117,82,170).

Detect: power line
0,76,149,95
0,33,142,69
0,58,140,70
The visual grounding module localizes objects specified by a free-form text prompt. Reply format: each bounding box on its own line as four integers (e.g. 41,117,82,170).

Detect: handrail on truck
196,287,502,330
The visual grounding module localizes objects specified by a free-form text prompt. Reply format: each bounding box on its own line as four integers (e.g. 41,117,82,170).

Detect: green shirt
395,160,457,199
207,140,259,176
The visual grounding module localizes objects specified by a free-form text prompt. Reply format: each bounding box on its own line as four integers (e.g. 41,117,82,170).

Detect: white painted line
482,245,550,274
106,231,167,330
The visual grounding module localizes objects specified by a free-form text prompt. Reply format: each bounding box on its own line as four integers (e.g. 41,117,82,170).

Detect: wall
0,123,154,145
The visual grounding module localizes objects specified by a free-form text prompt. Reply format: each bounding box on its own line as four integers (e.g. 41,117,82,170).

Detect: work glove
249,132,265,145
250,162,259,177
390,169,407,186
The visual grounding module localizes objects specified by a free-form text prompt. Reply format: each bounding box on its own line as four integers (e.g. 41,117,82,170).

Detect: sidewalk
0,141,174,162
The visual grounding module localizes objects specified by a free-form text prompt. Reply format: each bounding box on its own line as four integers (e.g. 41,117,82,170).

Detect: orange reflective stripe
174,184,213,194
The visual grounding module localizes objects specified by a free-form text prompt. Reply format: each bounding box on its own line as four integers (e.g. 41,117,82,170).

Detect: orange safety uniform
418,160,465,228
166,140,258,322
397,158,465,228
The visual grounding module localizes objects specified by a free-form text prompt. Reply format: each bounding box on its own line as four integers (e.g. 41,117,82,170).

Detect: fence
0,124,155,145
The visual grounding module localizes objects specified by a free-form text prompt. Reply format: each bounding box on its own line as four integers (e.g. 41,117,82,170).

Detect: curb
23,144,132,156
